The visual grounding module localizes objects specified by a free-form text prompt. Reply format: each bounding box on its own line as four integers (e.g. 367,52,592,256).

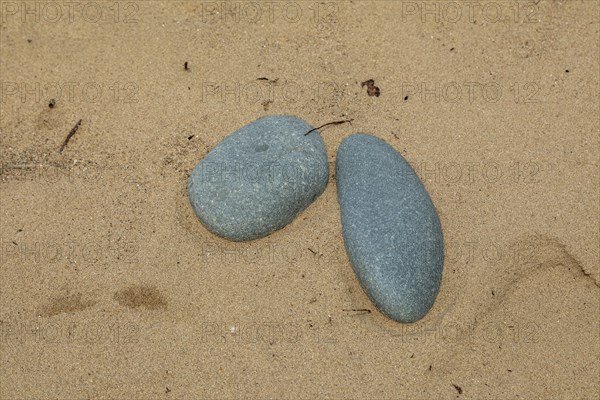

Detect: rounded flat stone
336,133,444,323
188,115,328,241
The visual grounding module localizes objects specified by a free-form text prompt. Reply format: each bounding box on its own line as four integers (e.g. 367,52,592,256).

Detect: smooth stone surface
336,134,444,323
188,115,328,241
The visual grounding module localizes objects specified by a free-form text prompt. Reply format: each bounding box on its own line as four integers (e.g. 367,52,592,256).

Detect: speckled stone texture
188,115,329,241
336,133,444,323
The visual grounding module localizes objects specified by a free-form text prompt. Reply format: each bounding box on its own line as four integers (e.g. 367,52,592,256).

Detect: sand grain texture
1,1,598,399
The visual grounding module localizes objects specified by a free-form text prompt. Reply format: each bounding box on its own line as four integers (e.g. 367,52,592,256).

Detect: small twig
452,384,463,395
257,77,279,84
342,308,372,314
256,77,279,84
59,119,82,153
304,119,353,136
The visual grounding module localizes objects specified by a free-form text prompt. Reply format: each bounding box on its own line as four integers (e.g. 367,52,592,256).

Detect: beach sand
1,1,598,398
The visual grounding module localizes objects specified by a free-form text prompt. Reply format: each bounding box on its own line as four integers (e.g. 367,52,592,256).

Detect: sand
1,1,598,399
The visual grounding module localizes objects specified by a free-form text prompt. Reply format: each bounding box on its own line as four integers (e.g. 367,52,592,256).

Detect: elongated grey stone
188,115,328,241
336,134,444,323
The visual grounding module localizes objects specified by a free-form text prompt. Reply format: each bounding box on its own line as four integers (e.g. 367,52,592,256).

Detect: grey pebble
336,133,444,323
188,115,329,241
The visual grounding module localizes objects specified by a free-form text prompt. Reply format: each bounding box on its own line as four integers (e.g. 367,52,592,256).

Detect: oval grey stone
336,133,444,323
188,115,329,241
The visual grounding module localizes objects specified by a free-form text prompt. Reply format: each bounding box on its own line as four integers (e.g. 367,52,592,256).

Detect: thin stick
304,118,353,136
59,119,82,153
